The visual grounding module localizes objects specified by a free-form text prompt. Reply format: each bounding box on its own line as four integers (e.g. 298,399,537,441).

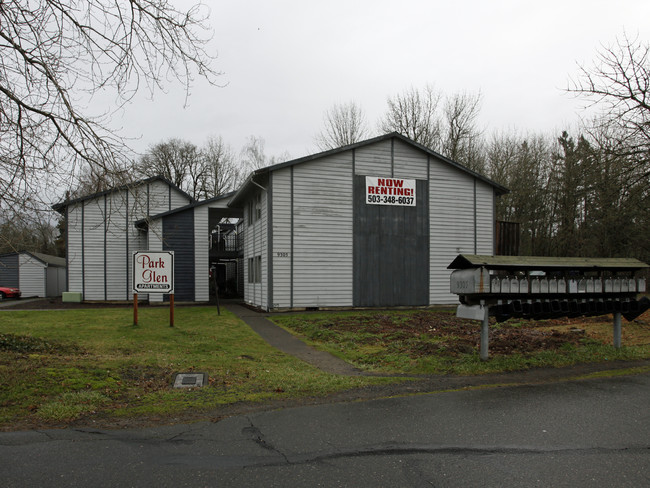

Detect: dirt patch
305,311,626,357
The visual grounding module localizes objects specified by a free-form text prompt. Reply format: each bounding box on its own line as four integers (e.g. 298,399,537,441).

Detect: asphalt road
2,372,649,487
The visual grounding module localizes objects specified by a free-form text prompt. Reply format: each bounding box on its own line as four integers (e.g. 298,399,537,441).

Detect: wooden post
170,293,175,327
613,311,621,348
214,271,221,316
133,292,138,326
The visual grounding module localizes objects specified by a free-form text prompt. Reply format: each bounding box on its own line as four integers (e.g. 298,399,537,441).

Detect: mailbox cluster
448,255,649,322
447,254,650,359
467,274,647,322
489,276,645,295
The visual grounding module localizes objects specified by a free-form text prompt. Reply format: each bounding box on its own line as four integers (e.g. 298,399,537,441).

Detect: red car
0,286,21,299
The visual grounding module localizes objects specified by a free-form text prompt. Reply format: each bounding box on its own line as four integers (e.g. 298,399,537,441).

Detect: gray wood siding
292,153,353,308
244,188,268,309
170,185,191,211
194,205,209,302
270,168,292,308
163,209,195,301
66,205,83,294
476,183,495,254
82,198,106,300
0,254,19,288
393,139,429,180
18,254,46,297
147,219,164,303
105,192,128,300
429,160,493,304
354,139,393,176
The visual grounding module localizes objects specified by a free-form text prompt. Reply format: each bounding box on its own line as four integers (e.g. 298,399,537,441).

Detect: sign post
132,251,175,327
133,292,138,325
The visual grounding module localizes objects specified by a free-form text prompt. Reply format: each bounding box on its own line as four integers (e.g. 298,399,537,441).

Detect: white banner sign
366,176,416,206
132,251,174,294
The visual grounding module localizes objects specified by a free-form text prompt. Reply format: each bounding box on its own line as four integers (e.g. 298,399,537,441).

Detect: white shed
0,251,66,298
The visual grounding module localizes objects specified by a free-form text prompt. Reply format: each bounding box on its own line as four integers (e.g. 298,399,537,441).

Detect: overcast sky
114,0,650,161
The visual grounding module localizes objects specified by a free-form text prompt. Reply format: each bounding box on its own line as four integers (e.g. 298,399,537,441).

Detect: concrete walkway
225,303,365,376
0,298,41,308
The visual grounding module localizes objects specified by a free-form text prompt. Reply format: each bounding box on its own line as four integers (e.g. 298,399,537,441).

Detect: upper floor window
247,192,262,226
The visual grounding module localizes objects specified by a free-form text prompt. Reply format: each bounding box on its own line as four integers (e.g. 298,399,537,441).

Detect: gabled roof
447,254,649,271
28,252,66,267
52,176,194,213
134,191,238,230
229,132,509,208
0,251,66,267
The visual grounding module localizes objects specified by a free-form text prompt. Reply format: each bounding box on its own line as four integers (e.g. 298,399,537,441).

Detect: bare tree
314,101,369,150
135,139,203,199
0,211,59,255
70,162,133,199
568,33,650,175
240,136,268,172
442,91,484,171
240,135,291,174
199,136,243,198
0,0,219,214
379,84,443,150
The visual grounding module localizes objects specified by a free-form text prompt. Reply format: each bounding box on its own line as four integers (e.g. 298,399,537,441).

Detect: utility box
62,292,83,303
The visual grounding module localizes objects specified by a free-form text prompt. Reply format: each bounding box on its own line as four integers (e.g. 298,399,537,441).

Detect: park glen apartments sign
366,176,416,206
132,251,174,294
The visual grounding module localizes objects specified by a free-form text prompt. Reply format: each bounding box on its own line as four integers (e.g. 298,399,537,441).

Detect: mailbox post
480,300,489,361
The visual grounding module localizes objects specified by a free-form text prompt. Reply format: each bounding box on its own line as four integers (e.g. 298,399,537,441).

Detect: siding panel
163,209,195,301
270,168,292,308
66,205,83,294
393,139,429,179
292,152,353,308
0,254,19,288
194,205,209,302
82,198,106,300
147,219,164,303
429,159,480,304
244,186,268,309
355,140,392,176
105,192,129,300
18,254,46,297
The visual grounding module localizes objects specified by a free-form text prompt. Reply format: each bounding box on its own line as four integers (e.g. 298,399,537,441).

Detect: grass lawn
0,307,391,429
272,308,650,375
3,305,649,430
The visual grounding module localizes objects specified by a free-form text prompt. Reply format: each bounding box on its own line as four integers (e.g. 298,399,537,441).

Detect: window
255,193,262,221
247,192,262,226
248,255,262,283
